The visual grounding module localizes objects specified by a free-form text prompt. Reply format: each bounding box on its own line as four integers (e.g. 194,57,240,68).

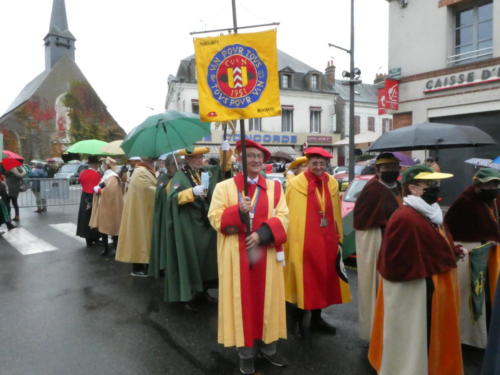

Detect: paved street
0,205,485,375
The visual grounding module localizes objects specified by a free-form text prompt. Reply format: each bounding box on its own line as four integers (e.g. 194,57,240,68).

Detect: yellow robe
208,174,288,347
115,166,157,264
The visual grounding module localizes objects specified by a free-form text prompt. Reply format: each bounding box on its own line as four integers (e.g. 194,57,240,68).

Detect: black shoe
34,209,42,213
259,351,288,367
130,270,149,278
239,358,255,374
6,222,16,231
12,216,19,222
297,310,311,339
311,315,337,335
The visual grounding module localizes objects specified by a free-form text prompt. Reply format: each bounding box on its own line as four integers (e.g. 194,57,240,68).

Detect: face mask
477,188,499,201
422,186,440,205
380,171,399,184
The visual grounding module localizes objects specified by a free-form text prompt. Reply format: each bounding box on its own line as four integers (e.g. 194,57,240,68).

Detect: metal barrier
17,178,81,208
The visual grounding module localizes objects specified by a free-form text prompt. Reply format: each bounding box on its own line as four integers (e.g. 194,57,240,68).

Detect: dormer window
281,74,292,89
311,74,319,90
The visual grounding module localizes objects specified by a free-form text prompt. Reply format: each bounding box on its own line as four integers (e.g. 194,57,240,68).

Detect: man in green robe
163,142,231,303
150,155,179,278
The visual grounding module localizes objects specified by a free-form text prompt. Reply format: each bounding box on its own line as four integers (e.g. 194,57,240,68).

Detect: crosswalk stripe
50,223,85,243
2,228,57,255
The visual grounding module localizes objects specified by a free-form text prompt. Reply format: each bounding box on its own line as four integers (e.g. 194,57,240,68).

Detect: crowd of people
69,140,500,374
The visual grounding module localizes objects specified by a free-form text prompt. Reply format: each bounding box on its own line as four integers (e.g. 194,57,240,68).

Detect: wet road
0,206,484,374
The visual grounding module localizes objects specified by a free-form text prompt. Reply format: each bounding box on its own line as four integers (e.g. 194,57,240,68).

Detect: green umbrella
67,139,109,155
121,110,211,158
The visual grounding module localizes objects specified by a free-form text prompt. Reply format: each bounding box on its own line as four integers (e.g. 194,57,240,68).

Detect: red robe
208,173,288,347
285,170,351,310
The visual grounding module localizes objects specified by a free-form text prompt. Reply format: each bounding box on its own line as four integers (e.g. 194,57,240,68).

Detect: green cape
163,165,228,302
149,173,172,278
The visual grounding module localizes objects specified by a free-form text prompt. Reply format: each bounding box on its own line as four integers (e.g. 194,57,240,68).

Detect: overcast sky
0,0,388,133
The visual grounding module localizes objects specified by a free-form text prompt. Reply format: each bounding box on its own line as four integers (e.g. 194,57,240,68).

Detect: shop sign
378,79,399,114
233,133,298,144
307,135,332,144
424,66,500,93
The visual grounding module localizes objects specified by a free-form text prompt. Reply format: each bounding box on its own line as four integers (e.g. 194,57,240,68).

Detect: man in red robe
369,165,465,375
444,167,500,348
285,147,351,338
208,140,289,375
353,152,402,340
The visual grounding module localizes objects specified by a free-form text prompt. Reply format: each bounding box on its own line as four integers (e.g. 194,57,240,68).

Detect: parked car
54,163,88,184
334,165,367,191
266,172,286,185
341,174,375,266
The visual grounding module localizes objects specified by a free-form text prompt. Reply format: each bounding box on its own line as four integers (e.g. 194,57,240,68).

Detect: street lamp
328,0,361,182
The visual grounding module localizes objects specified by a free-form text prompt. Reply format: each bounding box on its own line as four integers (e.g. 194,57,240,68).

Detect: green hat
402,165,453,185
473,168,500,183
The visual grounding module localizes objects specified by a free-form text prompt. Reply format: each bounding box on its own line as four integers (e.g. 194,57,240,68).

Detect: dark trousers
6,196,19,218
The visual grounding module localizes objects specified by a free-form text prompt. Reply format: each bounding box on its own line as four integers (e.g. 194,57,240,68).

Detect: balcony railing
448,46,493,66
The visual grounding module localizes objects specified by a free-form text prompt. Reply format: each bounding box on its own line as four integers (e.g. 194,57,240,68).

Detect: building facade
388,0,499,202
166,51,391,164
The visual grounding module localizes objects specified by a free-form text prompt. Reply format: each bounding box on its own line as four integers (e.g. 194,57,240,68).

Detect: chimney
325,60,336,85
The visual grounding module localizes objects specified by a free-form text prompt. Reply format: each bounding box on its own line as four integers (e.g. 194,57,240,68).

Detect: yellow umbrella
100,140,125,155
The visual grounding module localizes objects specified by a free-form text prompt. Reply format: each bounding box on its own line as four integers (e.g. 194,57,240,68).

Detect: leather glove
192,185,205,197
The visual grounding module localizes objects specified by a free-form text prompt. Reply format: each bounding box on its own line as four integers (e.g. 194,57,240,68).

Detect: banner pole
232,0,253,268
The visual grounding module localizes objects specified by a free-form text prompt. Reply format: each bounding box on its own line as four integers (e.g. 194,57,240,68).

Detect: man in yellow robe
115,159,157,277
208,139,289,375
285,147,351,338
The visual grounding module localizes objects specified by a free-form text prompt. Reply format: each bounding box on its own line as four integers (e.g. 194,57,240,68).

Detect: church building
0,0,125,160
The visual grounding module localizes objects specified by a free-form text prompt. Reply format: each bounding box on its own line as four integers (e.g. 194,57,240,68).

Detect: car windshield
59,164,79,173
343,179,369,202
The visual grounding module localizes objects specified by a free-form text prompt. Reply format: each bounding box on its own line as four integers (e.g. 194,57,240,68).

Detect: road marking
50,223,85,243
2,227,57,255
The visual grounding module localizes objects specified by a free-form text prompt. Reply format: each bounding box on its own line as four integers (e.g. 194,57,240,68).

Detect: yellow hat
375,152,400,165
414,171,454,180
177,146,210,157
288,156,308,170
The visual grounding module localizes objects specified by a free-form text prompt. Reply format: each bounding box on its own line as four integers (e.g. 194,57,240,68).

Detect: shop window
368,117,375,132
282,107,294,132
191,99,199,114
354,115,361,135
249,118,262,131
310,109,321,133
451,2,493,65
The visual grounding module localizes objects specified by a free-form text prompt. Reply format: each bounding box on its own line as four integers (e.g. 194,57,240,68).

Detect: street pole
329,0,359,182
348,0,355,182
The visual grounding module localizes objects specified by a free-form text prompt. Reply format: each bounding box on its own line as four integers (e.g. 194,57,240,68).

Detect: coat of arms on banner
194,30,281,122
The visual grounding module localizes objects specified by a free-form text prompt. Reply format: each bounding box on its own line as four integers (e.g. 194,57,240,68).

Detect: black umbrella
368,122,496,152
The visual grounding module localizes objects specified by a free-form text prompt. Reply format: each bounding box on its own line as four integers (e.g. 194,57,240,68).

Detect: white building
388,0,499,202
165,50,391,165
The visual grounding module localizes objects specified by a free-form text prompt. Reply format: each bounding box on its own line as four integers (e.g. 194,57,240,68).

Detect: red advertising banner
378,79,399,114
385,79,399,110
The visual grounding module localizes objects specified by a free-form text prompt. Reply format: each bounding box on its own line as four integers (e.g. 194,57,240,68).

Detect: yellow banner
194,30,281,122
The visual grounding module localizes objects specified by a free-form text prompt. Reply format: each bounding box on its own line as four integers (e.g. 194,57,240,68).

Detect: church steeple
44,0,76,71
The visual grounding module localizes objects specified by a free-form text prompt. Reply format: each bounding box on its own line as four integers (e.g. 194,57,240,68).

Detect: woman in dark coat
5,165,26,221
76,156,101,246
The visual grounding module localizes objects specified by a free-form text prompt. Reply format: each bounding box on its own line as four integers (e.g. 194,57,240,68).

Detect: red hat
304,147,333,159
236,139,271,162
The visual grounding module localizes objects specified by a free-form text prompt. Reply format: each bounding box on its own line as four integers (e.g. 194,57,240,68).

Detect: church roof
0,71,50,120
